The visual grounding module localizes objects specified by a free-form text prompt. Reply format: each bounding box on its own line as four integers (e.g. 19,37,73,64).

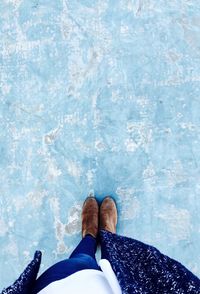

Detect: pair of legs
33,196,117,293
73,195,117,263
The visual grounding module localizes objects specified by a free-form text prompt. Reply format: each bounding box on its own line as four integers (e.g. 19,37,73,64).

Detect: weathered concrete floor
1,0,200,288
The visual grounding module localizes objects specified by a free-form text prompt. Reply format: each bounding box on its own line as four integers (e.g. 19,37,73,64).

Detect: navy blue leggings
32,234,108,293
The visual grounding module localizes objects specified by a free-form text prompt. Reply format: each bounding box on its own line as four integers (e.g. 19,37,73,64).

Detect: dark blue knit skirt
100,230,200,294
2,230,200,294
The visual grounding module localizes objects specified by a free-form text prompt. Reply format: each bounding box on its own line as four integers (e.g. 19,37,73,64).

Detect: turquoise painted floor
1,0,200,288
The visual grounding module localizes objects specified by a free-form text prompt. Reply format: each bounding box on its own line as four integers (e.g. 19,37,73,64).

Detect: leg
99,196,118,260
33,197,100,293
33,235,100,293
69,234,97,259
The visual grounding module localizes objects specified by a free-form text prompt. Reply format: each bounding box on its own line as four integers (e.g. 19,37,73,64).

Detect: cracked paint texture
1,0,200,288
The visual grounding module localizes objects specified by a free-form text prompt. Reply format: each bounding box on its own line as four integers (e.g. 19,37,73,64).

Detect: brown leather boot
82,196,99,238
100,196,117,233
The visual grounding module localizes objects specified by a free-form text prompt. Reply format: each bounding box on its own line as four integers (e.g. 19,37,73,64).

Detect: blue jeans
32,234,108,293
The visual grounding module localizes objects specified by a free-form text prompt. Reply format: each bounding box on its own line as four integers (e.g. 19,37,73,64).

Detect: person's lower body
32,196,117,293
32,234,100,293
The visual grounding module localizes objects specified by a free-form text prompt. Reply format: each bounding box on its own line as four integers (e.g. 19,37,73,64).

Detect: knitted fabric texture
1,251,42,294
1,232,200,294
99,229,200,294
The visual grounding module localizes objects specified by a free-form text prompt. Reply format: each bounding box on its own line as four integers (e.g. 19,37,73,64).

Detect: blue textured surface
1,0,200,288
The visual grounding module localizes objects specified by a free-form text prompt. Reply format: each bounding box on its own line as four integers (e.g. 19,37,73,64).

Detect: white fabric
98,259,121,293
38,259,122,294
